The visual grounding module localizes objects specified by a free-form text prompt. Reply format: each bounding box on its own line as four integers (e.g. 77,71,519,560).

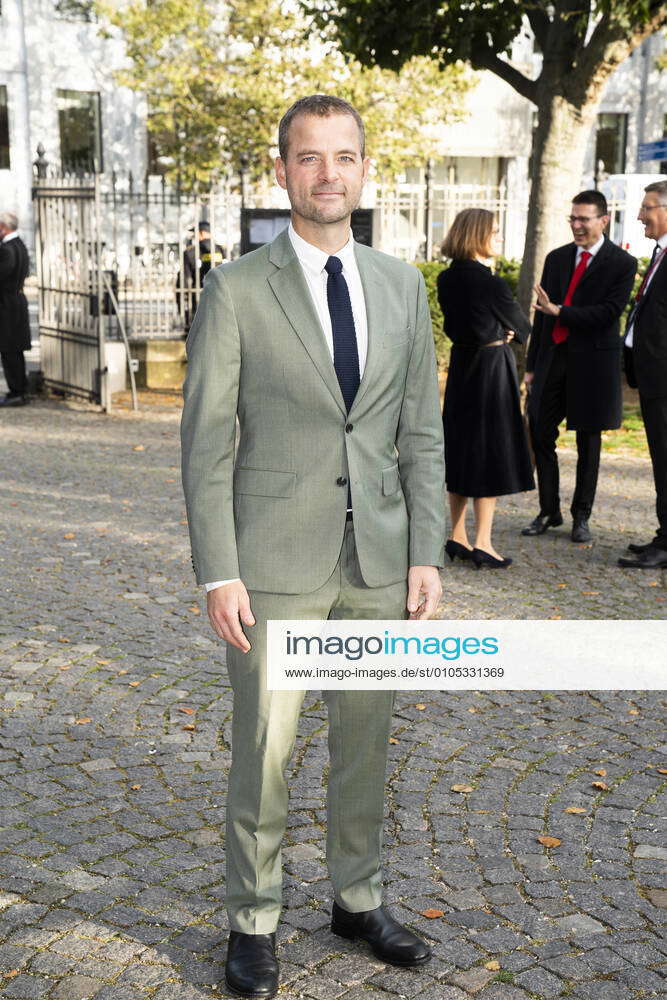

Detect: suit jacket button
345,423,353,433
336,476,348,487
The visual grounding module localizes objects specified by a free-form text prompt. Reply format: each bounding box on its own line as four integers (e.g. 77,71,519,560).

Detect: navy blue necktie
325,256,360,413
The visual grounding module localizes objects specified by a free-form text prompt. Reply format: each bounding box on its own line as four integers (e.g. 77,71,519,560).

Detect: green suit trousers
225,523,407,933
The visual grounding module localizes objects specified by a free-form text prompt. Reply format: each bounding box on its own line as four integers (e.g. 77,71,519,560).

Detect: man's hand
407,566,442,620
533,284,560,317
504,330,515,343
207,581,255,652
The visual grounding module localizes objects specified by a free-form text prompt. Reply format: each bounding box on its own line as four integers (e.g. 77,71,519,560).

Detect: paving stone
50,976,106,999
513,966,564,997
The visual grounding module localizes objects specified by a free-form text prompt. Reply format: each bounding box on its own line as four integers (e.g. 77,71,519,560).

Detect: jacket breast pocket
380,327,411,350
234,467,296,498
382,464,401,496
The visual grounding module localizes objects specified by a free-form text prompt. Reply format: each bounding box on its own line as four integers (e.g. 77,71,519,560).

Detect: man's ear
275,156,287,190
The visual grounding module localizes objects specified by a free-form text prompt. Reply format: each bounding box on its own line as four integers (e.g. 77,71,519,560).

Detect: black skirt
443,341,534,498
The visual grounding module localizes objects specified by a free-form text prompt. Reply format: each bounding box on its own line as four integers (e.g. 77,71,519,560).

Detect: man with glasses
522,190,636,543
619,181,667,569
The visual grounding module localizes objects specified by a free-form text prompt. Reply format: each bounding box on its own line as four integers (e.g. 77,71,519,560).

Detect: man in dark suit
523,191,636,542
619,181,667,569
0,212,31,407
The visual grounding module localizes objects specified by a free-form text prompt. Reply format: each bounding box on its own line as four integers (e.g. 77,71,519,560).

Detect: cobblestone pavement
1,399,665,1000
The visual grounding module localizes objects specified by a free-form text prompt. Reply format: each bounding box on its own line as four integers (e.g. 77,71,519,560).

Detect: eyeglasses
639,203,667,215
567,215,603,225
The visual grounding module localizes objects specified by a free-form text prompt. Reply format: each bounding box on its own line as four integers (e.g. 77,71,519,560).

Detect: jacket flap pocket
382,464,401,496
235,467,296,497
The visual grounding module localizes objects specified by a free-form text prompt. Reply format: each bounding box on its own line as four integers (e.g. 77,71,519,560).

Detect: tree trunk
516,91,597,314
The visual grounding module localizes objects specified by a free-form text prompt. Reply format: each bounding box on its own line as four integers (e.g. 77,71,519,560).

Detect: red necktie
552,250,591,345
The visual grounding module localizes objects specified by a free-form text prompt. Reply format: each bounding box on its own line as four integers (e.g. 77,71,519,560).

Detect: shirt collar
288,222,355,276
1,231,19,243
657,233,667,251
578,235,604,258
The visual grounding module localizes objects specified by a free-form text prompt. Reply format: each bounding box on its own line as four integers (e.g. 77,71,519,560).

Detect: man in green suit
181,95,446,999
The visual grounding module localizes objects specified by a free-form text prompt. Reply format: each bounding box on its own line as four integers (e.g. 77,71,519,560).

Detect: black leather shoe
627,541,654,554
0,393,27,407
618,546,667,569
331,902,431,967
571,518,591,543
521,513,563,536
225,931,278,999
445,539,473,562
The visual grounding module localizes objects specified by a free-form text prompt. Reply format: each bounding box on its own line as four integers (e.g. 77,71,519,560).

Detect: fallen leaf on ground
415,703,426,710
594,768,607,776
128,681,141,687
183,724,196,731
189,606,201,615
130,784,141,790
59,665,72,671
74,717,91,725
582,591,600,596
389,737,400,744
564,807,587,815
550,615,562,620
628,709,640,715
592,781,609,791
118,669,128,675
178,707,195,715
133,445,145,451
58,638,70,643
63,532,76,539
657,768,667,775
468,707,479,713
96,660,109,666
451,784,474,793
485,960,501,971
421,908,444,918
4,970,19,978
537,835,562,848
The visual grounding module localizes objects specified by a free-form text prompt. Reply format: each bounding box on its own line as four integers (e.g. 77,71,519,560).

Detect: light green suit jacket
181,228,445,594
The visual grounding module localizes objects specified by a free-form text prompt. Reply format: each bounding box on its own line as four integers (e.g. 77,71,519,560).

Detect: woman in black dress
438,208,533,568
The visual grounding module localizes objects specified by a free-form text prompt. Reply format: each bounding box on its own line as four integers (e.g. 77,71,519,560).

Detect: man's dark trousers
530,342,601,520
1,349,27,396
639,394,667,550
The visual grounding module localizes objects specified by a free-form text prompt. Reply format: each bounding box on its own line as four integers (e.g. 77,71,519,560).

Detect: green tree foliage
313,0,667,308
97,0,472,186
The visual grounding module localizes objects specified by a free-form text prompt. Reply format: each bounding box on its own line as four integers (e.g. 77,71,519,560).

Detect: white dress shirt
1,231,19,243
574,234,604,267
204,223,367,593
625,232,667,347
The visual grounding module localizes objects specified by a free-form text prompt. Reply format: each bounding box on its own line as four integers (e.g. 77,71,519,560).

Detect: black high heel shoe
471,548,512,570
445,539,473,562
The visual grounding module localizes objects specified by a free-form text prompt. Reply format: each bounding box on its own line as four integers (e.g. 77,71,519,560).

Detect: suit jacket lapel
349,242,384,414
267,229,346,414
558,245,577,300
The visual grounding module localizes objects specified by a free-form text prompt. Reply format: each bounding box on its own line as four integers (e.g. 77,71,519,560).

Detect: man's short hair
278,95,365,162
572,190,608,216
644,180,667,204
0,212,18,230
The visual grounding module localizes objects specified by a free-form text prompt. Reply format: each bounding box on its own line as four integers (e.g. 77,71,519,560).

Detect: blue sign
638,139,667,162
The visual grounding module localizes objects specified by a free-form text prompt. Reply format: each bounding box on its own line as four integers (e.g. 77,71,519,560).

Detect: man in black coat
619,181,667,569
523,190,636,542
0,212,31,407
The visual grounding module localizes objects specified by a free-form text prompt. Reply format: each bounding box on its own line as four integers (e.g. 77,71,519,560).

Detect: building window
57,89,103,173
53,0,96,21
595,113,628,176
0,87,9,169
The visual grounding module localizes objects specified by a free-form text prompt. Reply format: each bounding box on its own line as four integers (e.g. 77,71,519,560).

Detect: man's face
568,202,608,249
275,113,369,227
638,191,667,241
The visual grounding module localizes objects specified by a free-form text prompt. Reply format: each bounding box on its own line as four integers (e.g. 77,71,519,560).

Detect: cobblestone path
1,400,665,1000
